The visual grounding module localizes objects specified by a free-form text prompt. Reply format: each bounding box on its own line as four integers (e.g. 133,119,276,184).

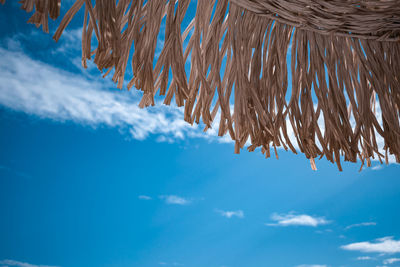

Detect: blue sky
0,2,400,267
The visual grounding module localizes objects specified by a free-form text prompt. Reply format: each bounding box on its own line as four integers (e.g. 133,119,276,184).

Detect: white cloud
315,229,333,234
265,212,330,227
345,222,377,230
356,256,375,260
372,165,384,171
341,237,400,254
158,262,183,266
138,195,152,200
55,27,83,51
0,48,218,143
159,195,190,205
296,265,327,267
0,259,59,267
383,258,400,265
215,209,244,219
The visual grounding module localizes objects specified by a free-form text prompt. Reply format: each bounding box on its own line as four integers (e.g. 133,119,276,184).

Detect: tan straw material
2,0,400,170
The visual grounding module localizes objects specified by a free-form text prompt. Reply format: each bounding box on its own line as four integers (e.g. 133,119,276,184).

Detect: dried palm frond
2,0,400,170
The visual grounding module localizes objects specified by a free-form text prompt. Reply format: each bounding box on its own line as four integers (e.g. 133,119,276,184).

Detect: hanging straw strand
2,0,399,170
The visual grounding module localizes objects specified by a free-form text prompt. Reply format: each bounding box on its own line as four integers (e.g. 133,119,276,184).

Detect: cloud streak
138,195,152,200
356,256,375,261
265,212,330,227
0,259,59,267
345,222,377,230
296,265,327,267
0,48,212,142
383,258,400,265
341,237,400,254
215,209,244,219
159,195,191,205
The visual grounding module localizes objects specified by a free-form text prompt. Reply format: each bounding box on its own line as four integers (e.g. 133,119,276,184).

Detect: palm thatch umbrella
2,0,400,171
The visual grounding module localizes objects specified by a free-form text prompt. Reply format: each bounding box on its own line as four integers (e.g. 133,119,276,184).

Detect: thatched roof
3,0,400,170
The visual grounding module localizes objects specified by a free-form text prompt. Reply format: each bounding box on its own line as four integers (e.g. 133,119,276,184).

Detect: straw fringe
3,0,400,170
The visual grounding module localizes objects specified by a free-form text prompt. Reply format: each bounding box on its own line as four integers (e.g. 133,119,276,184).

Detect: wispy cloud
265,212,330,227
315,229,333,234
372,165,384,171
215,209,244,219
0,48,215,143
295,265,327,267
55,27,83,52
0,163,31,179
158,262,183,266
345,222,377,230
383,258,400,265
159,195,190,205
356,256,375,261
138,195,152,200
0,259,59,267
341,237,400,254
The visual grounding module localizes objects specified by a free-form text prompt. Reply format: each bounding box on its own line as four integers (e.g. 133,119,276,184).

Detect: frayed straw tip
234,142,240,154
310,158,317,171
